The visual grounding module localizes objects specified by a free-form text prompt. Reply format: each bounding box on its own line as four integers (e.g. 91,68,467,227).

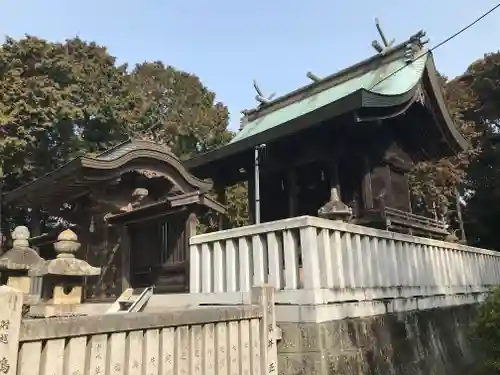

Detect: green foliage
0,35,135,191
225,183,249,228
409,71,481,214
473,287,500,371
0,34,247,237
464,129,500,249
456,52,500,249
128,62,232,159
195,183,249,234
408,56,500,242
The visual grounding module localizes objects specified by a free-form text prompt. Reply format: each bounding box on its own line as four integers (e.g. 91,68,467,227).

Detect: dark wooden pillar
327,158,340,196
215,184,228,230
406,174,413,214
120,225,131,291
383,165,394,207
362,157,373,209
286,168,298,218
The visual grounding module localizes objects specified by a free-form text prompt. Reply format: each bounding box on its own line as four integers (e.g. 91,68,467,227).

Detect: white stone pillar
0,286,23,375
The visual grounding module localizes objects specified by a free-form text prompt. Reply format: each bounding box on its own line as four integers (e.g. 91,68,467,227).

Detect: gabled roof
3,139,213,207
186,31,468,172
233,43,425,144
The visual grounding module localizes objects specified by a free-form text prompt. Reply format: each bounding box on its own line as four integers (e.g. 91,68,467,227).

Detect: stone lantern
29,228,101,305
0,226,45,296
318,187,352,222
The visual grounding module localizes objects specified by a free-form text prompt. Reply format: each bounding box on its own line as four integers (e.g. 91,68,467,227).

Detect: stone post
29,228,101,305
0,286,23,375
0,226,45,297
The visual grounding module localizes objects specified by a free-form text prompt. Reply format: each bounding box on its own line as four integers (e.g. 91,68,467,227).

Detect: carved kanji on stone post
29,229,101,305
0,226,45,295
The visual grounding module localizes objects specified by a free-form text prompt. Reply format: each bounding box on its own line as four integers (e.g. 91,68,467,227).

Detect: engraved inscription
268,361,276,373
0,357,9,374
94,343,103,360
0,321,9,346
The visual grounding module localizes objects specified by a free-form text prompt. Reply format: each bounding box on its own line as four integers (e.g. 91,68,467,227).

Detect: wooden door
128,213,189,293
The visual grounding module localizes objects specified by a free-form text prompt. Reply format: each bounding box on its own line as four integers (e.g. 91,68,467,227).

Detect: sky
0,0,499,131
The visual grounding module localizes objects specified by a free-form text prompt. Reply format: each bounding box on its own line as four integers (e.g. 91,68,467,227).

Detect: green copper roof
231,47,428,144
185,31,468,174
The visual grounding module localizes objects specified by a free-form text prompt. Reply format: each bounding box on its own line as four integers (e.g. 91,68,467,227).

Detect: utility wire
370,2,500,90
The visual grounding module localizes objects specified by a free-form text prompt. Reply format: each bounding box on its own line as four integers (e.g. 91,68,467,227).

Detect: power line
370,3,500,90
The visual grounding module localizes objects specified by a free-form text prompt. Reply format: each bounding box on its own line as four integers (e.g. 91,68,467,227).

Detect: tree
450,52,500,249
128,61,248,230
0,35,138,239
408,70,482,234
0,36,136,189
464,130,500,248
128,61,232,159
0,35,248,240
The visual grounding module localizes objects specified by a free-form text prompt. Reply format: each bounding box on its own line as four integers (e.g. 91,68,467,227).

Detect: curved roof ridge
3,139,212,205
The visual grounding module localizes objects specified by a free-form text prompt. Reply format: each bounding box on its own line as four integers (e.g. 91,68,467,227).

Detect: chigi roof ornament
371,18,395,55
253,80,275,105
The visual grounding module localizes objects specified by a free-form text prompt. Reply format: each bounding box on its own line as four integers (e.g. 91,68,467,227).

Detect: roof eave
185,91,365,172
2,159,83,205
81,148,213,193
424,55,469,155
186,86,425,172
3,141,215,206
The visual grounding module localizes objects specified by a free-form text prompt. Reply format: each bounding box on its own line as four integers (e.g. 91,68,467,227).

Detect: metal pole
254,144,265,224
254,147,260,224
455,187,467,243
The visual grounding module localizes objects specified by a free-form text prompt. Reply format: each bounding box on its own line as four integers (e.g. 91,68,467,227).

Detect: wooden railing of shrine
381,206,449,237
0,286,278,375
189,216,500,317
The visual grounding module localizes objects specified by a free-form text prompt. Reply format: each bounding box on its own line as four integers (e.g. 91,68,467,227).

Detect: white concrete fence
190,216,500,319
0,286,278,375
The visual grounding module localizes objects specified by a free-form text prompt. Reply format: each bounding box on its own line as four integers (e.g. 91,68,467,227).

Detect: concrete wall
278,303,478,375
